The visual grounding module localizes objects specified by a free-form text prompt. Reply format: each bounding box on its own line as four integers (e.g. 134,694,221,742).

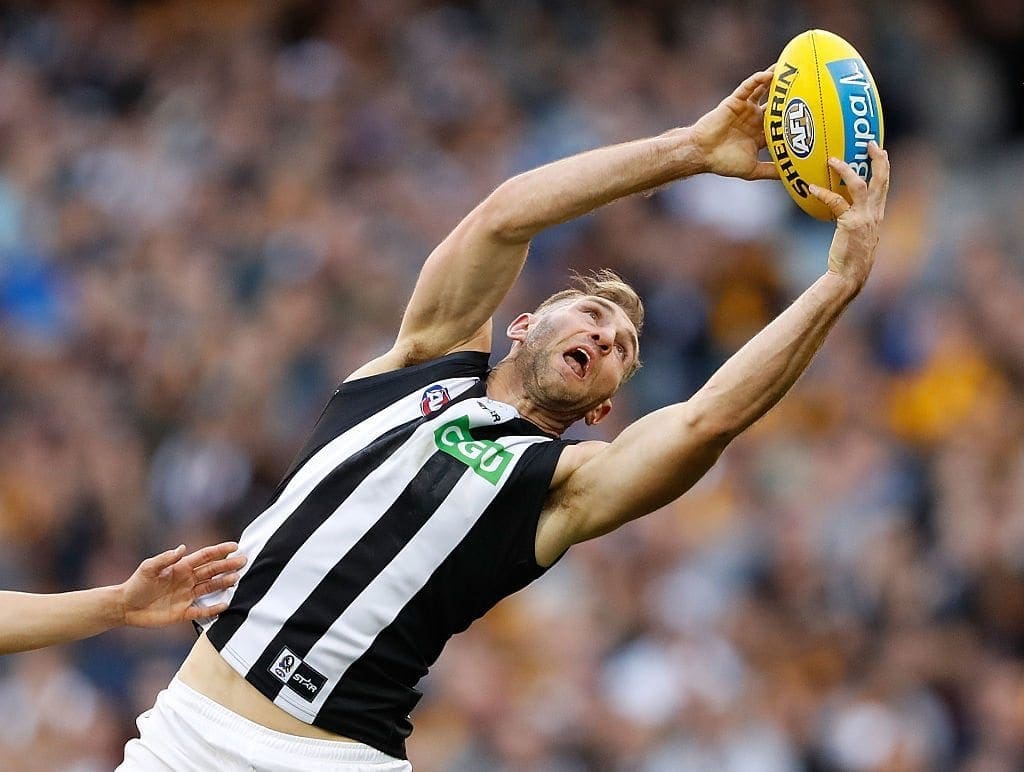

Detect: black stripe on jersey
243,451,468,702
313,439,569,758
470,417,556,441
205,416,423,650
266,351,490,510
336,351,489,401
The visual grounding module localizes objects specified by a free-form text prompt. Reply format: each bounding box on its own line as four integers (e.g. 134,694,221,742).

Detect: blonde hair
535,269,644,378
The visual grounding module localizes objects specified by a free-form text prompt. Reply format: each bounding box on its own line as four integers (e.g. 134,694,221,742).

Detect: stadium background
0,0,1022,769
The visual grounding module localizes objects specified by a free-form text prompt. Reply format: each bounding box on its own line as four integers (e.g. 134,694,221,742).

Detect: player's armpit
343,320,492,383
391,199,531,364
536,402,730,564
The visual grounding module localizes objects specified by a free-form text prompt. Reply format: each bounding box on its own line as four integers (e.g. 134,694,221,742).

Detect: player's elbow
476,180,535,244
679,397,739,451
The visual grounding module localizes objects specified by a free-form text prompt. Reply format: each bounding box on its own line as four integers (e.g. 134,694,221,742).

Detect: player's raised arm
538,145,887,561
349,69,778,380
0,542,245,655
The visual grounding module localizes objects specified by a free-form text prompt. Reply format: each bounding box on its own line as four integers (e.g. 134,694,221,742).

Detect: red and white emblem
420,384,451,416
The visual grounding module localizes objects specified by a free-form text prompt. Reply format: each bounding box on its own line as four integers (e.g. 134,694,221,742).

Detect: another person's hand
690,67,779,181
810,142,890,290
119,542,246,628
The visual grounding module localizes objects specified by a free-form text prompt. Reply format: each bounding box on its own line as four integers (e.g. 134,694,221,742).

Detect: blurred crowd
0,0,1022,769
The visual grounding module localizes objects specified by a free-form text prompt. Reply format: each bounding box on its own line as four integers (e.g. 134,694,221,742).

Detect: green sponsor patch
434,416,513,485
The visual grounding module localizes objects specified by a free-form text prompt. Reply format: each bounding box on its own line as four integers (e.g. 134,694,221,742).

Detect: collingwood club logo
270,647,328,702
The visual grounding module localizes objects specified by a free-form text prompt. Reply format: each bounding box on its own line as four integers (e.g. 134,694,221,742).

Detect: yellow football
764,30,884,220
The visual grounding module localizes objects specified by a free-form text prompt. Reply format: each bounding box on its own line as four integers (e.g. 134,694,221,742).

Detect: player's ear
584,400,612,426
506,313,533,343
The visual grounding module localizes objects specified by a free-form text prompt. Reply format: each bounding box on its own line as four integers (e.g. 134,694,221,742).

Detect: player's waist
178,634,358,743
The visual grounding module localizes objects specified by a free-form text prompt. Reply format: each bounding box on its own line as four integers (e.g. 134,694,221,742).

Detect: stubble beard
515,318,600,417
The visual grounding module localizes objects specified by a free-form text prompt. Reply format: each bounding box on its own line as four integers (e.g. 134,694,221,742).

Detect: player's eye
586,309,598,320
616,344,626,358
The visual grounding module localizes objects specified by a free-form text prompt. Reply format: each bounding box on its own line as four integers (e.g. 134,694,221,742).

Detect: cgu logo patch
420,384,451,416
269,647,328,703
784,98,814,158
434,416,513,485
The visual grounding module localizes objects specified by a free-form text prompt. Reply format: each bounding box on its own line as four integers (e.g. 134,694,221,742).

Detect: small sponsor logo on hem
269,647,328,702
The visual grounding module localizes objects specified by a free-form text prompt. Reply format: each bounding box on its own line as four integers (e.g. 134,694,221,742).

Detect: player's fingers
867,142,890,206
749,82,768,106
808,183,850,218
731,68,774,102
186,601,229,620
181,541,240,571
141,544,186,576
827,157,868,202
192,555,247,582
749,161,780,181
192,572,240,599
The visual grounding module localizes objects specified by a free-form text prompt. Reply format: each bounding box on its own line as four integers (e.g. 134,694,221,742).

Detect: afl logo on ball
784,98,815,159
421,384,451,416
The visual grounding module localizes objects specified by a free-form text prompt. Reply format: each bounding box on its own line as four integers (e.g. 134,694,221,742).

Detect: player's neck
486,361,572,437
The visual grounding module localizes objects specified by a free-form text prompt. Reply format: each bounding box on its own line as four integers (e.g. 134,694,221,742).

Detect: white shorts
117,676,412,771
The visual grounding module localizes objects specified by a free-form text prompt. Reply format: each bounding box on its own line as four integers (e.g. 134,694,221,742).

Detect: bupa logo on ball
826,58,880,181
783,98,815,159
420,384,451,416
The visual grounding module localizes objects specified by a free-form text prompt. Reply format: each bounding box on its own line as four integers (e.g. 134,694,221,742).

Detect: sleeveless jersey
199,351,570,759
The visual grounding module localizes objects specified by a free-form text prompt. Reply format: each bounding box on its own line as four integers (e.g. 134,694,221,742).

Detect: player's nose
590,328,612,354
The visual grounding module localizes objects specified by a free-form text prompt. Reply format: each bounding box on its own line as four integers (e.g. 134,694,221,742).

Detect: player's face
517,297,639,414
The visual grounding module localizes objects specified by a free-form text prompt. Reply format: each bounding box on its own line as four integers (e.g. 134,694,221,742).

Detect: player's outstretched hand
809,141,890,290
120,542,246,628
689,67,780,181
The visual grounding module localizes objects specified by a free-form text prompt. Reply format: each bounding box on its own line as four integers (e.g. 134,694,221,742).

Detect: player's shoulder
342,347,489,386
345,325,494,384
343,349,410,383
535,439,609,567
548,439,607,490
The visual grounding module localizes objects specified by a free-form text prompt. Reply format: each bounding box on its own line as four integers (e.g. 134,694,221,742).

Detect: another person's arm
0,542,245,655
347,68,779,380
538,145,889,562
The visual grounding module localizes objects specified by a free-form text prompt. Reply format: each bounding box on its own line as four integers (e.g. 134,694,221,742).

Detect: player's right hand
689,67,780,182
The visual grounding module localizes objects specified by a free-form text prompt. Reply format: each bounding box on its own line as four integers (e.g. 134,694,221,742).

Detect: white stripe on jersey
195,376,481,618
271,425,549,719
219,397,483,671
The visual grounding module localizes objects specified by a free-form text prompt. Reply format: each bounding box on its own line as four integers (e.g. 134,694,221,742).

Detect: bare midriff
178,635,357,742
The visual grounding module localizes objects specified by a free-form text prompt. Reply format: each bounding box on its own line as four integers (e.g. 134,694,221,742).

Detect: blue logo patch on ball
420,384,451,416
826,58,880,182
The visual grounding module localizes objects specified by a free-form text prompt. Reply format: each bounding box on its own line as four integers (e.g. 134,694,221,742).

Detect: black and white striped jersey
198,351,571,759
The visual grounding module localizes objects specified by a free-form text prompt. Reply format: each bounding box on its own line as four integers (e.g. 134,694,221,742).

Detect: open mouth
563,347,591,379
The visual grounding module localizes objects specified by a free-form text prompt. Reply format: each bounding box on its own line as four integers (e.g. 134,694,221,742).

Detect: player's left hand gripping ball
764,30,884,220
